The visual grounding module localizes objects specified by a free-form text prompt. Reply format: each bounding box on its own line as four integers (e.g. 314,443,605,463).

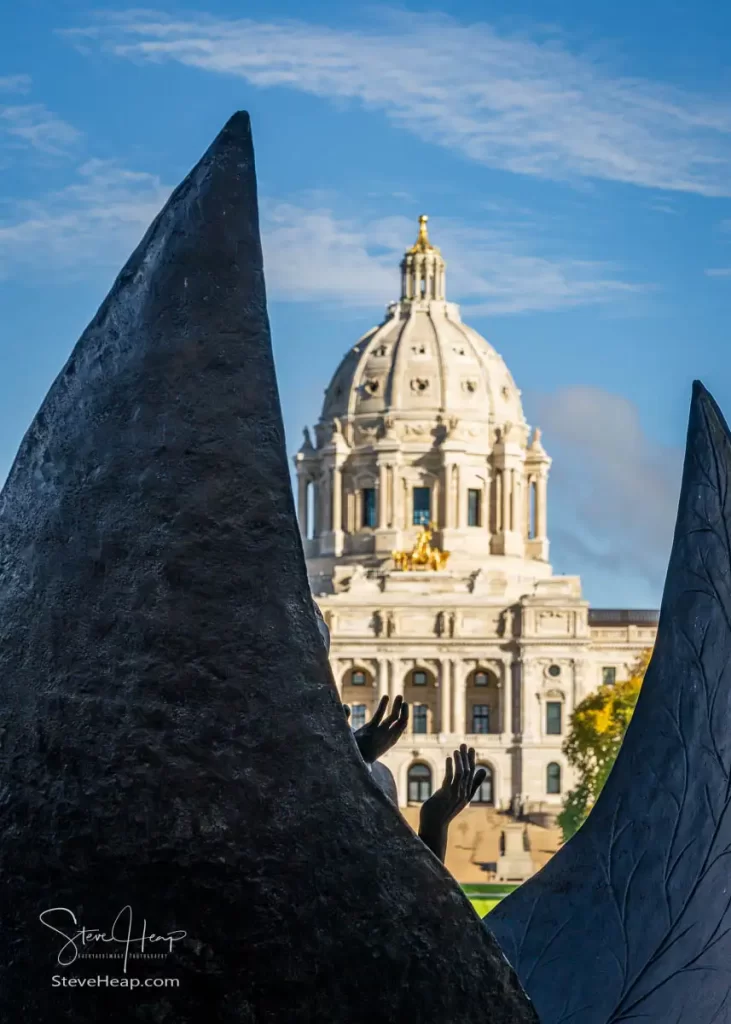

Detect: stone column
377,658,389,701
510,660,521,736
452,660,466,735
439,661,451,734
501,660,512,735
332,467,342,534
520,660,538,741
386,466,394,528
297,474,309,538
389,659,403,702
536,475,547,539
321,473,331,532
501,468,507,536
378,463,388,528
443,466,452,529
454,465,461,528
512,473,521,535
483,468,490,539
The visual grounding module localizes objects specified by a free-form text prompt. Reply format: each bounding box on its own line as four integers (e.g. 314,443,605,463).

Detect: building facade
294,215,657,821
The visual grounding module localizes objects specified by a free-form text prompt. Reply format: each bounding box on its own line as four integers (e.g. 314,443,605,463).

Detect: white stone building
294,215,657,821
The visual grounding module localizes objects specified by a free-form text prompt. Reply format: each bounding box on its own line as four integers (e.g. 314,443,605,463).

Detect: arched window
474,671,490,687
408,763,432,803
351,705,368,730
412,670,428,686
472,764,494,804
413,704,428,734
547,762,562,794
345,667,371,688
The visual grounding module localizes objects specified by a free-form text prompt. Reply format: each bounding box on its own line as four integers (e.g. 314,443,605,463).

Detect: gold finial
407,213,439,254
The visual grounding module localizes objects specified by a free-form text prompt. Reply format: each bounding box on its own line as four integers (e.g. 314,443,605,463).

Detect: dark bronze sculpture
346,697,486,861
489,380,731,1023
0,112,536,1022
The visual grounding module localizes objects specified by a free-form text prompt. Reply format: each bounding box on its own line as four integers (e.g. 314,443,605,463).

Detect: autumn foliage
558,649,652,842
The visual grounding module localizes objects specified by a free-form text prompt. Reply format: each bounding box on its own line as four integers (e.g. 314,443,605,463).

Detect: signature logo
40,906,187,974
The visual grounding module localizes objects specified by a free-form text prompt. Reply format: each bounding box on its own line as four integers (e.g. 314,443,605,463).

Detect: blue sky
3,0,731,609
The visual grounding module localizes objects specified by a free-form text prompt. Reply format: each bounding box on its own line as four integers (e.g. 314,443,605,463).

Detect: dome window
467,489,482,527
363,379,380,395
412,487,431,526
462,379,477,394
411,378,430,393
362,488,377,528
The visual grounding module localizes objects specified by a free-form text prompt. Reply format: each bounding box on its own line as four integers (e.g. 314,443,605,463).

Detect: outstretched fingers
469,767,487,801
393,697,409,737
383,694,402,727
370,695,389,728
452,746,465,796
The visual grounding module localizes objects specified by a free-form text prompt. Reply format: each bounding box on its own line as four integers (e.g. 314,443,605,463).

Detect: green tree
558,649,652,843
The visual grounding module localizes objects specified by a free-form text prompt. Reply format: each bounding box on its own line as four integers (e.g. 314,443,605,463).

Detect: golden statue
392,526,449,572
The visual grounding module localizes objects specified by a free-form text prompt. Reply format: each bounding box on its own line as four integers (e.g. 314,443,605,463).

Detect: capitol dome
321,215,525,435
295,215,552,590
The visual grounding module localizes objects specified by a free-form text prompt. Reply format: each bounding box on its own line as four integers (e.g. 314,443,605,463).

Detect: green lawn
469,897,503,918
462,883,519,895
462,883,519,918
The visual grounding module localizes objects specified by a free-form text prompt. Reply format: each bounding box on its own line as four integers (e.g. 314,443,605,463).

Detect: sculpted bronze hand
352,695,409,764
418,745,486,863
342,701,400,804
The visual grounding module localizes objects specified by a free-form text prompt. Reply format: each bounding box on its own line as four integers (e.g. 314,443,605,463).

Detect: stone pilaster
439,660,451,734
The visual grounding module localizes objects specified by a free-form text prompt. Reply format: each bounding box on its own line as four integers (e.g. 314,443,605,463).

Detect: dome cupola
400,214,446,302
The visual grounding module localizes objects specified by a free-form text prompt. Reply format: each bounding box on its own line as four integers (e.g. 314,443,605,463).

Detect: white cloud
530,387,681,591
0,104,81,155
0,175,643,313
705,267,731,277
0,74,32,94
0,160,171,277
0,75,79,157
258,202,644,314
64,10,731,196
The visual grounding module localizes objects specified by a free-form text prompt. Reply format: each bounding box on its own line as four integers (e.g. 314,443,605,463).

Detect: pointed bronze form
489,380,731,1023
0,113,535,1022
